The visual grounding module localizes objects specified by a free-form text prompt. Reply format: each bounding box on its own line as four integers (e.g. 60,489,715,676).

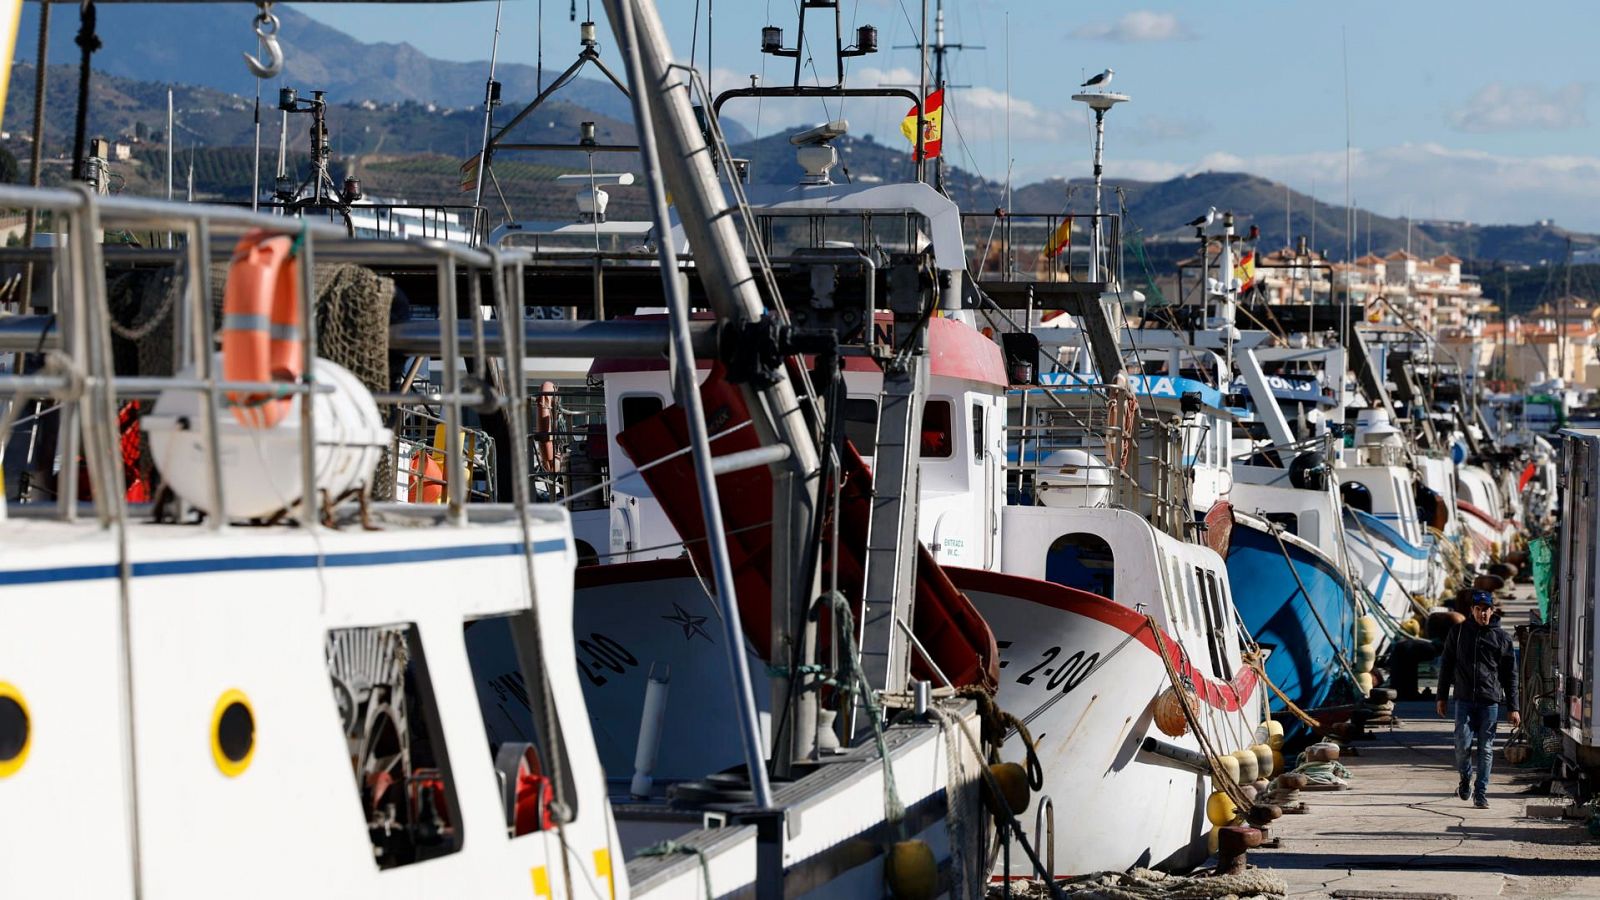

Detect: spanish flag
459,152,482,193
900,89,944,161
1043,215,1073,258
1233,251,1256,292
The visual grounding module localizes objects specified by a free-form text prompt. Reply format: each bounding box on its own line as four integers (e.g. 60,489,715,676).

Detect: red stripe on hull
945,567,1259,712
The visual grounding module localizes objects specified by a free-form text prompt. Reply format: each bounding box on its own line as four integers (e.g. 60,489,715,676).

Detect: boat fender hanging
1153,684,1194,738
982,761,1031,817
884,839,937,900
222,230,302,429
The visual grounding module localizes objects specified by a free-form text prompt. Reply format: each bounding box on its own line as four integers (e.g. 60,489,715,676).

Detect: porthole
0,682,30,778
210,689,256,777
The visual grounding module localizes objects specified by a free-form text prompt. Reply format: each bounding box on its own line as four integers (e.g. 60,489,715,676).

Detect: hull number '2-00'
1012,645,1101,694
576,633,639,687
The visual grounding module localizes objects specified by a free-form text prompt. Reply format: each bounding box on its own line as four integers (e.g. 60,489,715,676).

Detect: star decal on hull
663,602,713,642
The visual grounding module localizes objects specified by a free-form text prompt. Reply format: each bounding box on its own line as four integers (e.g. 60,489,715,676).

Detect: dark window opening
1204,570,1234,680
1045,533,1115,598
1340,480,1373,514
921,400,954,459
326,624,463,869
463,612,578,837
971,404,985,463
620,394,665,431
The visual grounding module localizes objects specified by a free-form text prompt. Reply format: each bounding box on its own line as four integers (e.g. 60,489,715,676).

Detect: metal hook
242,9,283,80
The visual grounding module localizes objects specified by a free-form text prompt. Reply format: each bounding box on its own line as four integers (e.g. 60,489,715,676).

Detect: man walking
1435,590,1521,808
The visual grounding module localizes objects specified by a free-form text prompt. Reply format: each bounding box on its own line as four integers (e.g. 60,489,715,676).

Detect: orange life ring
222,230,303,428
1106,393,1138,470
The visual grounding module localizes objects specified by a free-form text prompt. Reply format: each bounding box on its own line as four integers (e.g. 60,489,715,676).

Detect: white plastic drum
143,356,391,521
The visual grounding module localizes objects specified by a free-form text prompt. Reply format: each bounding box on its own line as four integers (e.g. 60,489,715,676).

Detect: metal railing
961,212,1123,284
240,201,489,246
0,186,515,529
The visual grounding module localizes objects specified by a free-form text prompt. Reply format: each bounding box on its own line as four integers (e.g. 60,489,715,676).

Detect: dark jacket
1437,618,1519,708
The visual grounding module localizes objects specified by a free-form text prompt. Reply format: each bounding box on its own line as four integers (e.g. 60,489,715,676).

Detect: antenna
889,0,982,192
471,0,506,217
1341,25,1352,341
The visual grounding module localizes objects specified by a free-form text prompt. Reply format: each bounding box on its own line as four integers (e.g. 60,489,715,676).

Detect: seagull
1080,68,1114,89
1186,206,1218,228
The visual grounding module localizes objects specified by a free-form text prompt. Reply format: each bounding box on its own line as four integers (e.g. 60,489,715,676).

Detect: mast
601,0,824,770
470,0,506,231
917,0,928,185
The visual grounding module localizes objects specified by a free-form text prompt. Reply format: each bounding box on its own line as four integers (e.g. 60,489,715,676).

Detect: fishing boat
0,191,626,899
976,208,1272,873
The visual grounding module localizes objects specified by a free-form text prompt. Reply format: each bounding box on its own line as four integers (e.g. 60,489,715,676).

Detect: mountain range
6,3,1598,271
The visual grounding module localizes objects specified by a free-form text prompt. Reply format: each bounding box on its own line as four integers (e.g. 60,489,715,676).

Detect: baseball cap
1470,590,1495,607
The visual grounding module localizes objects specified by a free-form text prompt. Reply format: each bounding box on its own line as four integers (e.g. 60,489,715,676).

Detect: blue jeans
1453,700,1499,800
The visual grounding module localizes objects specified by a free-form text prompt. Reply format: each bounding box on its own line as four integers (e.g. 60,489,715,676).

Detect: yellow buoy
1272,749,1285,774
1232,748,1259,783
983,761,1031,816
1215,753,1241,784
1252,744,1274,778
1356,647,1377,672
1356,672,1374,694
884,840,938,900
1357,615,1379,644
1207,823,1222,856
1206,790,1238,826
1153,685,1193,737
1266,719,1285,748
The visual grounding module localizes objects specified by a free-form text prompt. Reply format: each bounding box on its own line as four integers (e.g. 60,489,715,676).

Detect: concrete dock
1257,585,1600,898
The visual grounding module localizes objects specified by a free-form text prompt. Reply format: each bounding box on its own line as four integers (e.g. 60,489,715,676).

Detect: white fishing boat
0,191,624,899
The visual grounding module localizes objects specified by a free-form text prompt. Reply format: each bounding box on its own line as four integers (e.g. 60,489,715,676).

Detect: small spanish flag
1233,250,1256,292
1043,216,1073,258
459,152,482,193
899,89,944,161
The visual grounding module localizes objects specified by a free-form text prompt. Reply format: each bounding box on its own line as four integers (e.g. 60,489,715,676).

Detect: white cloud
1070,11,1194,42
1449,82,1588,133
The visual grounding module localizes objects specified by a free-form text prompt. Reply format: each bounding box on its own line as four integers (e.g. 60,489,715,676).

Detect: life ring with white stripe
222,230,303,428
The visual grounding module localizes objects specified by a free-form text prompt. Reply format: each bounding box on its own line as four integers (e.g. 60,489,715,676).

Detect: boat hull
1225,516,1353,737
1344,508,1438,627
950,568,1261,876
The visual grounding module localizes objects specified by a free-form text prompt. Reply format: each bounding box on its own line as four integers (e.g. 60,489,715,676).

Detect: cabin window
971,403,985,463
921,400,955,459
1204,570,1234,680
462,612,580,837
1045,533,1115,598
620,394,664,431
842,398,879,455
1194,568,1228,680
1340,481,1373,514
325,624,465,869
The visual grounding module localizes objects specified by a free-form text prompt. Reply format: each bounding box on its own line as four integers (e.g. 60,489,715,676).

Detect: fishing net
1516,624,1563,765
994,868,1287,900
107,260,398,497
1529,536,1554,622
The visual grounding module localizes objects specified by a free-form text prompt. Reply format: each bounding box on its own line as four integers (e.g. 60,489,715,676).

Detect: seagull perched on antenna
1080,68,1114,89
1186,206,1218,228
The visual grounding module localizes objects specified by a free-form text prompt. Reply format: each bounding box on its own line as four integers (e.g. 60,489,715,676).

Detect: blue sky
297,1,1600,229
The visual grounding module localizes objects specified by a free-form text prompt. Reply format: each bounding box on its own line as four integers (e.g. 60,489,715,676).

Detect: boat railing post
55,194,87,520
437,253,466,525
184,219,227,530
296,221,320,531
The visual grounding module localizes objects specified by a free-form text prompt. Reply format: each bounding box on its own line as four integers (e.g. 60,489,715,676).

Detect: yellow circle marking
210,688,256,778
0,681,30,779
